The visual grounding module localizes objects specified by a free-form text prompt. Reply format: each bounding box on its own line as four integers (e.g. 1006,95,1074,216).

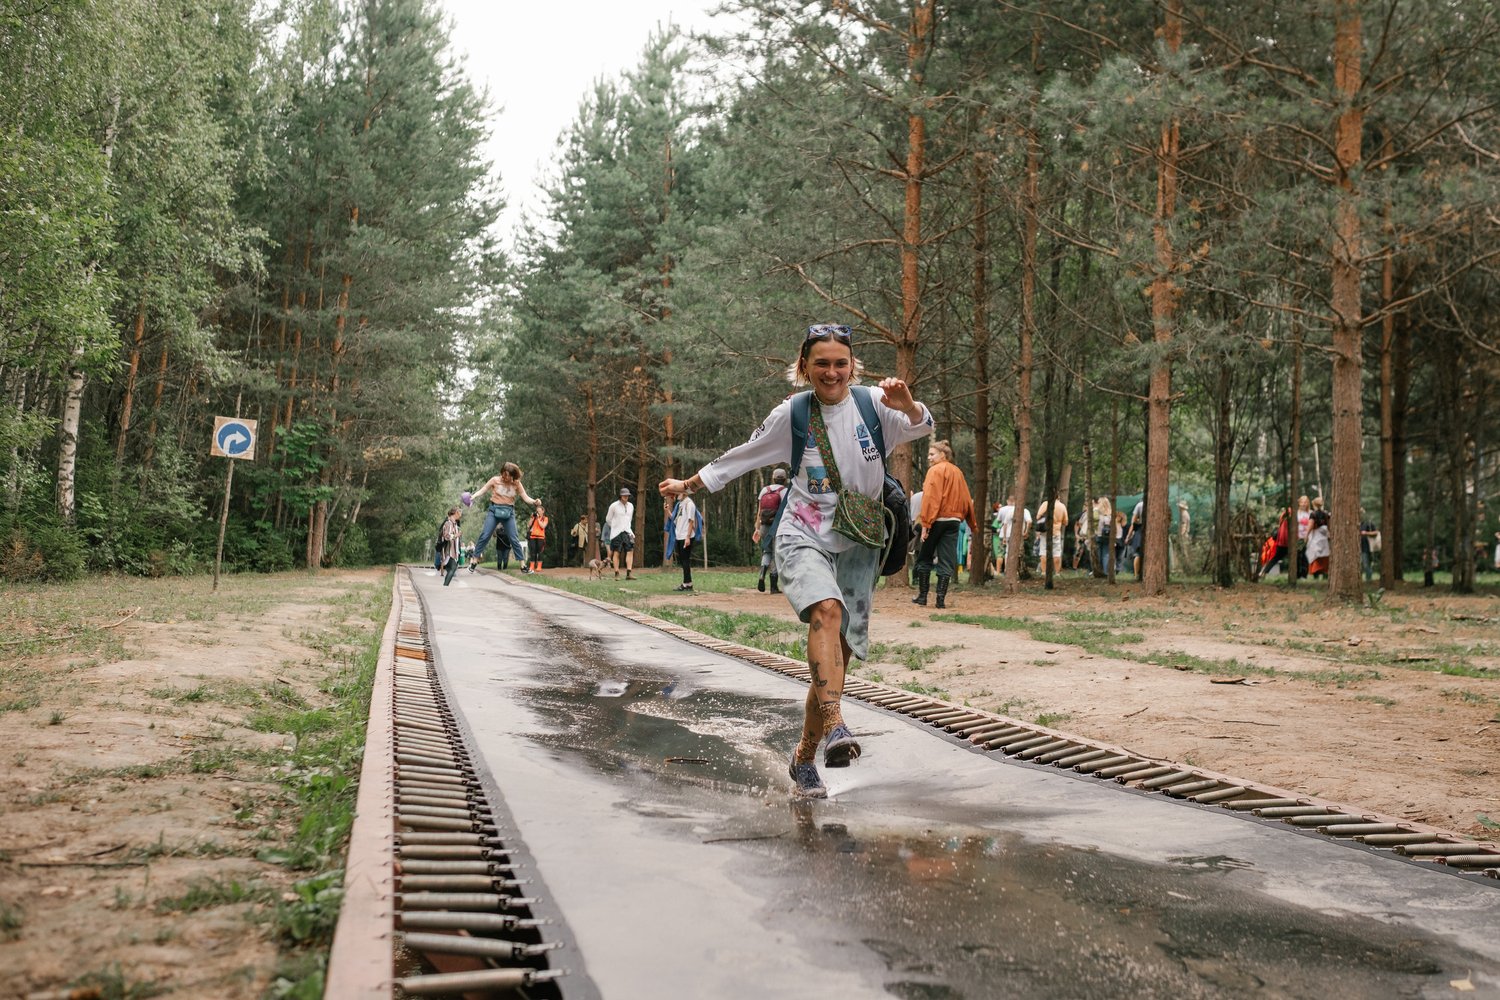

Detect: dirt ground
645,569,1500,839
0,568,388,1000
1,563,1496,997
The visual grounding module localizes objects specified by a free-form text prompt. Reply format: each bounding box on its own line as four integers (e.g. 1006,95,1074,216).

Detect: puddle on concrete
515,616,1499,999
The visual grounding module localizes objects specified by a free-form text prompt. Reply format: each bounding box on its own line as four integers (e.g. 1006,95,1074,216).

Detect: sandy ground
0,568,387,1000
1,563,1496,997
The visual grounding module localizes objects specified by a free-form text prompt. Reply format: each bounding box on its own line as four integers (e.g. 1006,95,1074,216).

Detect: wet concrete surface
412,569,1500,999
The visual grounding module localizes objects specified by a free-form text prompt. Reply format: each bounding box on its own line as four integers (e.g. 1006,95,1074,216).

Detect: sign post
211,413,257,592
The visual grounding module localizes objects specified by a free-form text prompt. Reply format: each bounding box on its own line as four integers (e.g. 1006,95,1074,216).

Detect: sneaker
626,572,635,580
467,562,477,574
788,756,827,799
674,583,693,592
823,723,861,768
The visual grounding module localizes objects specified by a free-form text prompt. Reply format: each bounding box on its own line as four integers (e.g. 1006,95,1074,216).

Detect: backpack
758,485,785,524
776,386,911,577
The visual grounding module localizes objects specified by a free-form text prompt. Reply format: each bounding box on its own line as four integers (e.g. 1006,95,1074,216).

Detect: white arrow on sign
211,416,258,460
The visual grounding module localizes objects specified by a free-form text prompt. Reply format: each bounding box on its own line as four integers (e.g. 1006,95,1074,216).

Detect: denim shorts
774,537,881,661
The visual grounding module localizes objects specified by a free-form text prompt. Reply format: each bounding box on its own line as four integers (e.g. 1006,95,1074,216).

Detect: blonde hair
785,334,865,386
930,440,954,462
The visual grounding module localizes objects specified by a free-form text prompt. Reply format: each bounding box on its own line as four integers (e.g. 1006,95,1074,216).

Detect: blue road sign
212,417,257,459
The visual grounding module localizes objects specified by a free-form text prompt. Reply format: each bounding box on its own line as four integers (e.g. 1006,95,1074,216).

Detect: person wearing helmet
604,487,636,580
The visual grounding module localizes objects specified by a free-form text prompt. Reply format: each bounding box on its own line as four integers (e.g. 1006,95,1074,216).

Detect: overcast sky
439,0,724,243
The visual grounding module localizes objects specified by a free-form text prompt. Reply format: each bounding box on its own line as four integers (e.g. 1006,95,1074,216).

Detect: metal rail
522,576,1499,882
329,571,570,998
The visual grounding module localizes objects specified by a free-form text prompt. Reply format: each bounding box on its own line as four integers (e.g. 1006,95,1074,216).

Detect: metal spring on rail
390,575,568,997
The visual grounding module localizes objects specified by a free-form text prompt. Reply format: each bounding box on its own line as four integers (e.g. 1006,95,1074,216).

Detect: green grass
66,964,166,1000
869,640,956,671
896,680,950,699
155,877,261,914
1354,694,1397,707
1120,649,1277,678
933,612,1146,656
0,899,22,941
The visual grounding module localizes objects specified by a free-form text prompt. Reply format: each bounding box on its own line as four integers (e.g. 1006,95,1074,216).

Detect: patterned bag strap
807,403,845,492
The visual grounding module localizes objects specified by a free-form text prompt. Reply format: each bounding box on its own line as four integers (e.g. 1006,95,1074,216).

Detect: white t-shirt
604,500,634,538
996,504,1032,536
671,497,698,541
909,490,924,527
697,390,934,553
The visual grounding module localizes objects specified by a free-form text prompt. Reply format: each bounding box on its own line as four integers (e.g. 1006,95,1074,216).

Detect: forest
3,0,1498,600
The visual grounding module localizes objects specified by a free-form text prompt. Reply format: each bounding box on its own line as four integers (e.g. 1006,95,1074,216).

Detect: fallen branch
98,607,141,630
1221,719,1280,727
1122,706,1148,718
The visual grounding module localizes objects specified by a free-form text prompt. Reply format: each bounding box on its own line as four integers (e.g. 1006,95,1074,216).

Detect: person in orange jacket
912,440,979,609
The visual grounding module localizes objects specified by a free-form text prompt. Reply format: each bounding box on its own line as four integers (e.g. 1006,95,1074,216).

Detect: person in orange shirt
912,440,979,609
525,504,550,574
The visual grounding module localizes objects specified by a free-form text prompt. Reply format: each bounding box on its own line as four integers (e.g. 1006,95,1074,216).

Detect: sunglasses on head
805,324,852,342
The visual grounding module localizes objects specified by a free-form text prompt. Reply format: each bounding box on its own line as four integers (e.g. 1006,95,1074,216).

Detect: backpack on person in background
758,486,784,525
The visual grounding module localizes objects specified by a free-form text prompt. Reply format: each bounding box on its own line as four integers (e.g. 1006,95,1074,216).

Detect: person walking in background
439,506,464,587
912,440,977,609
1306,498,1330,578
1260,506,1292,579
1123,498,1145,578
1034,496,1068,577
754,469,789,592
666,491,699,592
1175,498,1192,574
604,487,636,580
570,512,594,566
657,322,933,799
995,495,1031,576
468,462,539,573
1359,511,1379,582
1093,497,1113,577
525,504,549,574
988,501,1004,577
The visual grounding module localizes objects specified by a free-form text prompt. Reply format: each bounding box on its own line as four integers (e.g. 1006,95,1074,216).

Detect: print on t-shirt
806,466,833,494
857,421,880,463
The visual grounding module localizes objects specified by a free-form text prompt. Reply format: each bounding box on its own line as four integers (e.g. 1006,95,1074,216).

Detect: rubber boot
769,572,780,594
935,575,949,609
912,571,930,606
758,566,768,592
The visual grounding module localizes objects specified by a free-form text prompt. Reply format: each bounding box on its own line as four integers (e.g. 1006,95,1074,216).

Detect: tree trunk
891,0,933,493
969,135,993,585
57,89,120,522
140,341,170,476
1004,58,1042,594
1108,397,1120,584
1142,0,1182,597
1390,312,1411,580
1213,358,1234,587
55,351,86,523
1326,0,1365,602
1288,323,1303,588
116,294,147,465
586,384,601,560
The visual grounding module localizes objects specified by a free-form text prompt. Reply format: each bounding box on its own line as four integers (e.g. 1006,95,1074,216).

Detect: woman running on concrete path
658,323,933,799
